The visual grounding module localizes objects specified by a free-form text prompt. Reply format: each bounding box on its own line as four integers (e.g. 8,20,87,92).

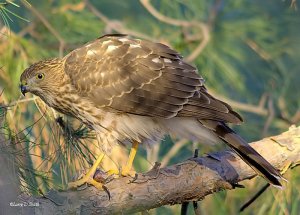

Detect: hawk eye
36,73,44,80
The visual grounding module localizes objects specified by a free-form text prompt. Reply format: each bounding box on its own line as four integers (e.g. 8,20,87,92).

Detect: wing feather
63,34,242,123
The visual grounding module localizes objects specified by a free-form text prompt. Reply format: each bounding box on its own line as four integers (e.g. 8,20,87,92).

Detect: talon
102,185,111,200
67,153,105,190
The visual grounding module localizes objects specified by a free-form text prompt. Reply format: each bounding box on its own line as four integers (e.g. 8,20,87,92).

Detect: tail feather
200,120,284,188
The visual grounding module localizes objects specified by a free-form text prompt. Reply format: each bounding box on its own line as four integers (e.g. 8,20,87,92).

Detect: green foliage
0,0,299,214
0,0,29,28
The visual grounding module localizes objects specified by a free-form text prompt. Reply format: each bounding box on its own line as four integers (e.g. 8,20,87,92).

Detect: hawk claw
67,153,105,190
67,177,104,190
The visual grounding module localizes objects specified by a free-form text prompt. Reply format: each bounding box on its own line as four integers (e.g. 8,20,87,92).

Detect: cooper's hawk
20,34,283,189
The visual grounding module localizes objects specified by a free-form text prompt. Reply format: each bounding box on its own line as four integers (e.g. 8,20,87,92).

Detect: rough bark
18,125,300,214
0,111,26,214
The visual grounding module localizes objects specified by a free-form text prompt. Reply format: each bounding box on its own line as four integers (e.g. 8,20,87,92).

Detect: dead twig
262,97,275,137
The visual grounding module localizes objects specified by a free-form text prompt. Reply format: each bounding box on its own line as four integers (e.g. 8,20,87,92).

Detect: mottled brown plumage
20,34,283,187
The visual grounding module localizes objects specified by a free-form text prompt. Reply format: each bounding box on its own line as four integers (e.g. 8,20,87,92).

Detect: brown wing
177,87,243,123
63,34,242,123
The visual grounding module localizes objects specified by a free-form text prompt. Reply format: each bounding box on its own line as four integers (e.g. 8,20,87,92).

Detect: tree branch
18,125,300,214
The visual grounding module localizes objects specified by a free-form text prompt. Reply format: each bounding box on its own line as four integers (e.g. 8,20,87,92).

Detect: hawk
20,34,283,189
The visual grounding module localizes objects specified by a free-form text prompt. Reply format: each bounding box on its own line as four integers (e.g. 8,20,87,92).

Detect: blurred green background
0,0,299,214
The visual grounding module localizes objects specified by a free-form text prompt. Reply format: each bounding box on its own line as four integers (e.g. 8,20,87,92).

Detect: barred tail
201,120,284,188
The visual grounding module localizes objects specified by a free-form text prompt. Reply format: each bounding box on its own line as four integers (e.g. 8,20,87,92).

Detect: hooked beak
20,84,28,96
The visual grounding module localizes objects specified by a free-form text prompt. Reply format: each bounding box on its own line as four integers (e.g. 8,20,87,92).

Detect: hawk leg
67,153,105,189
107,140,139,177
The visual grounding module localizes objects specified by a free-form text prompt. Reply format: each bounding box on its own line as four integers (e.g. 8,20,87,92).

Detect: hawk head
20,58,63,98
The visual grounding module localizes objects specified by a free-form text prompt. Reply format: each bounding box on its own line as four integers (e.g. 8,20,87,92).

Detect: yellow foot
107,166,136,177
68,177,103,190
67,153,105,189
107,140,139,177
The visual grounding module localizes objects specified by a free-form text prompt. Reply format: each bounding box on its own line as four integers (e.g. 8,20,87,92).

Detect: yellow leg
107,141,139,177
123,140,139,175
68,153,105,189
